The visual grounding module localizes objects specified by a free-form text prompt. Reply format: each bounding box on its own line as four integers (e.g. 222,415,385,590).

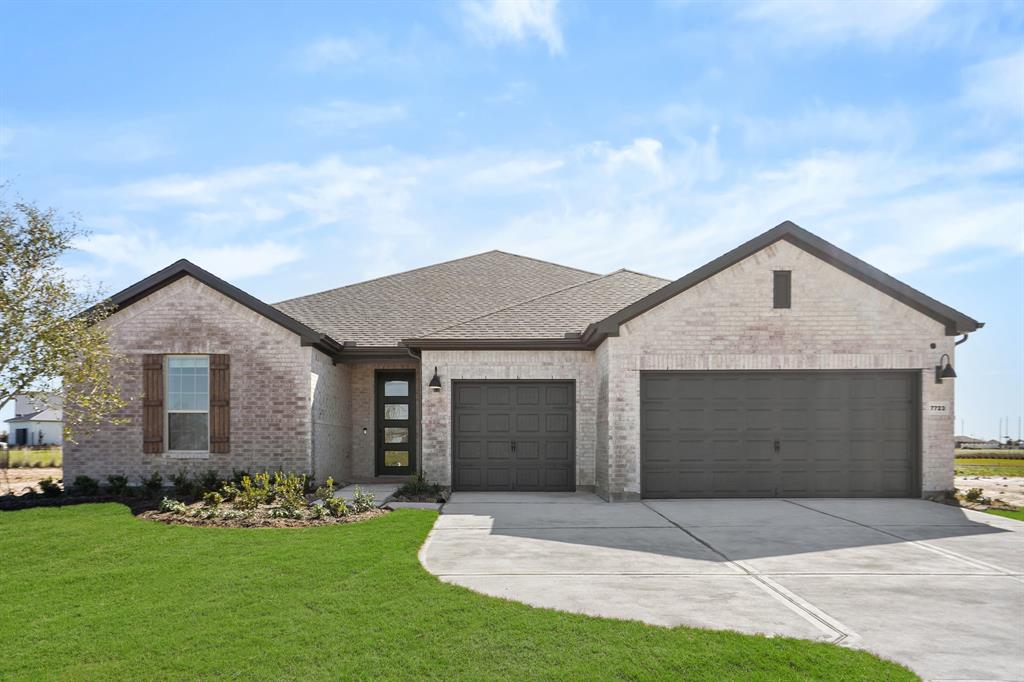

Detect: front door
375,371,416,475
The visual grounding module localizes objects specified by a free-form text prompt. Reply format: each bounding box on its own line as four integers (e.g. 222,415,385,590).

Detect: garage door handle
774,440,781,452
511,440,517,452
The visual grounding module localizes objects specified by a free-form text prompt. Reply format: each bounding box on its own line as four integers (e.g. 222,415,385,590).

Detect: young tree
0,196,126,441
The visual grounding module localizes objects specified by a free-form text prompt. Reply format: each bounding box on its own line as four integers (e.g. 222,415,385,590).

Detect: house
64,221,982,500
5,394,63,446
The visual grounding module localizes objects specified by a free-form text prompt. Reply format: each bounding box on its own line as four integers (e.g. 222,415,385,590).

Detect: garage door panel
453,381,575,492
641,372,917,498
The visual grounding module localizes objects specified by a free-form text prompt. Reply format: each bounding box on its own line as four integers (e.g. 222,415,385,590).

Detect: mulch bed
139,507,388,528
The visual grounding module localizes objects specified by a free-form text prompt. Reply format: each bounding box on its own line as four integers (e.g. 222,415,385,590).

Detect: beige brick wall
311,349,348,484
600,239,956,499
347,361,420,481
420,350,597,488
64,276,314,483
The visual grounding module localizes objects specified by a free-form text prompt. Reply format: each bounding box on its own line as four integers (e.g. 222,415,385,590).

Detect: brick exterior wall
599,239,955,500
64,276,314,483
311,349,348,483
419,350,597,488
347,361,420,481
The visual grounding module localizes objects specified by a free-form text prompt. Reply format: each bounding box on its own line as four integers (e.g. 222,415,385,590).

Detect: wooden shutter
209,354,230,454
142,354,164,454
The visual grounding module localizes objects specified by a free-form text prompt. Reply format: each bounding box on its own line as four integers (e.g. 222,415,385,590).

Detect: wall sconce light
935,353,957,384
428,366,442,392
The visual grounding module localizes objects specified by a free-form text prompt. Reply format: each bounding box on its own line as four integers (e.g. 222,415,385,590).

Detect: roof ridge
612,267,672,282
273,250,598,306
421,270,627,337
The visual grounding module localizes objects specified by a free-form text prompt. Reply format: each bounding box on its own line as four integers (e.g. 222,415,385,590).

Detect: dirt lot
955,475,1024,508
0,467,61,496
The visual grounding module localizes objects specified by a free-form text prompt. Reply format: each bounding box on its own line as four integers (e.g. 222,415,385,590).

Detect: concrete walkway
421,493,1024,682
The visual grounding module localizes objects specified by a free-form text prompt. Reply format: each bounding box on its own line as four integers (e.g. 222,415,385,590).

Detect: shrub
315,477,348,517
159,497,187,514
964,488,984,502
170,470,195,499
192,506,219,520
395,472,445,500
106,475,129,497
229,473,271,511
309,502,327,519
196,469,221,494
350,486,375,514
71,475,100,497
269,506,303,519
38,477,62,497
140,472,164,498
202,491,224,508
230,469,251,486
271,472,307,513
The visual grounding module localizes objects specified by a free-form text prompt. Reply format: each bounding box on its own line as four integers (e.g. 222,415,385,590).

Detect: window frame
164,354,211,453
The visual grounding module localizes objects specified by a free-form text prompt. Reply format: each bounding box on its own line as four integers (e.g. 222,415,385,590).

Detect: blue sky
1,0,1022,438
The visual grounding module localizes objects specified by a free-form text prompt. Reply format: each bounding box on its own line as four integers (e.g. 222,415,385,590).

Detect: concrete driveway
421,493,1024,682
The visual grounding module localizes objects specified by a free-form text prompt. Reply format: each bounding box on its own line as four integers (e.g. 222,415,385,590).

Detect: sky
1,0,1022,439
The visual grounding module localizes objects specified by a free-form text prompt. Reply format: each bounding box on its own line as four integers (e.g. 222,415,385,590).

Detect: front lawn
986,508,1024,521
0,505,915,681
3,446,62,467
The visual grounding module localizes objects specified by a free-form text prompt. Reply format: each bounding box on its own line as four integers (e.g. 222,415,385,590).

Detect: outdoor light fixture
428,367,442,392
935,353,957,384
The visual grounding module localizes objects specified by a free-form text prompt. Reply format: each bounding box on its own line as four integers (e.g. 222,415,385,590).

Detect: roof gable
94,260,342,353
581,221,982,344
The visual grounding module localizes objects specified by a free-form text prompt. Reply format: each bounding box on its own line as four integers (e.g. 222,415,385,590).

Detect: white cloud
293,100,407,131
462,0,564,54
294,37,361,71
464,157,564,186
74,230,302,281
961,49,1024,118
739,0,942,45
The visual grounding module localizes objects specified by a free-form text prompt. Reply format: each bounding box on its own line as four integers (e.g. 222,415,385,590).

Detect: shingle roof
273,251,601,346
419,270,670,340
5,408,62,423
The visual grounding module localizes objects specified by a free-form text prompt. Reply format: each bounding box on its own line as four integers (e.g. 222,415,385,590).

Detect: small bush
315,477,349,517
140,472,164,498
964,487,984,502
159,497,187,514
202,491,224,508
395,472,446,500
228,473,271,511
71,475,100,497
269,506,303,519
196,469,221,494
38,477,62,497
106,475,130,497
271,471,307,513
230,469,251,486
170,470,195,499
350,486,375,514
192,506,219,520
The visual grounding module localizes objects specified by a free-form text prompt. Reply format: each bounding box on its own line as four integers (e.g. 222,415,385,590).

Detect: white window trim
165,354,211,455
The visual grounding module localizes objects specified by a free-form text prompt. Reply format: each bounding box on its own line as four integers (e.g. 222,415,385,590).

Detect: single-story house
65,221,982,500
6,410,63,446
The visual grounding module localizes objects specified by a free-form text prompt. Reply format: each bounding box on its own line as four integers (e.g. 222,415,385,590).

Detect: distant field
956,449,1024,458
2,448,62,468
955,458,1024,478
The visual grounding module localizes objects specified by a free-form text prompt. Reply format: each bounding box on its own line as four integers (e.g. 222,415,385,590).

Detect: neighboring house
955,436,990,449
65,221,982,500
5,393,63,446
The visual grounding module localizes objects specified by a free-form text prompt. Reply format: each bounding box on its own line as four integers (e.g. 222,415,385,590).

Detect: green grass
2,446,62,467
954,458,1024,477
956,449,1024,458
0,504,916,681
986,508,1024,522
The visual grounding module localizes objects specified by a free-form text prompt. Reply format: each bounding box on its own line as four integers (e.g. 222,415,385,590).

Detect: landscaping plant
71,475,99,497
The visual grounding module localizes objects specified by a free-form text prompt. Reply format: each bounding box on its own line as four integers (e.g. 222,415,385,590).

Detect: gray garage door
641,371,918,498
453,381,575,491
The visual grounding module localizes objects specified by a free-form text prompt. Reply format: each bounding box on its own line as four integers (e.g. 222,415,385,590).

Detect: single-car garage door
453,381,575,491
641,371,918,498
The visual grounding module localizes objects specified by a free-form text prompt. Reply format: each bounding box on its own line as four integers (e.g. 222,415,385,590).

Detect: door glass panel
384,450,409,467
384,380,409,397
384,427,409,443
384,403,409,420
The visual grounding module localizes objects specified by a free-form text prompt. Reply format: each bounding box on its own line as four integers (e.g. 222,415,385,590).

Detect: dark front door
15,428,27,446
640,371,918,498
452,380,575,492
375,371,416,475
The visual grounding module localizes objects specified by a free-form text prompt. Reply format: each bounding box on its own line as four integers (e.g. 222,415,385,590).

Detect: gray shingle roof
273,251,601,346
420,270,670,340
5,408,63,423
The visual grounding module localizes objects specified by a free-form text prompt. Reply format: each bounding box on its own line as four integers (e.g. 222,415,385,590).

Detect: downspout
955,334,969,346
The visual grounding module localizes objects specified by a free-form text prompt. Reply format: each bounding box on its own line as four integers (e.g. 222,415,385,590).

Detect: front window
166,355,209,451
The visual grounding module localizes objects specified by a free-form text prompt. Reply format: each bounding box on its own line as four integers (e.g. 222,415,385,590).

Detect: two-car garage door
641,371,919,498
